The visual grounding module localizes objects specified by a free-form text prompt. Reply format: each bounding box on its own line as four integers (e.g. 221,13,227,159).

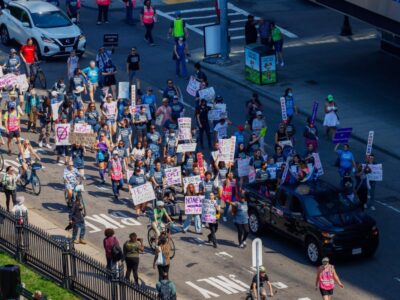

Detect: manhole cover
305,80,318,85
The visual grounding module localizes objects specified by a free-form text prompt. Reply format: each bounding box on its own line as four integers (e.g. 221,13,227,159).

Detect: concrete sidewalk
190,28,400,159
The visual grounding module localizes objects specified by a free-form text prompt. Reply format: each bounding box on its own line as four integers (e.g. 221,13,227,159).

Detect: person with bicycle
2,49,21,75
20,38,38,79
251,266,274,299
64,160,84,206
19,140,40,180
152,201,173,244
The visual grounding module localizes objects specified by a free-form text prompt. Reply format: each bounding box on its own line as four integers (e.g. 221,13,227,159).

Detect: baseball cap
322,257,330,264
327,94,334,102
238,125,244,132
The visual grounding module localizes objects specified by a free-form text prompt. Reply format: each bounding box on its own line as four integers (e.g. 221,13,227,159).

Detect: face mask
288,92,293,97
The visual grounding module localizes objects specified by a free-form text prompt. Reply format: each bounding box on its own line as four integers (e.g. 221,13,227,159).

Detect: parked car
0,0,86,58
243,180,379,264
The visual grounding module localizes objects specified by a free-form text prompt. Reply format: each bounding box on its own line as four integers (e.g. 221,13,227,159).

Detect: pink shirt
156,105,172,127
96,0,110,5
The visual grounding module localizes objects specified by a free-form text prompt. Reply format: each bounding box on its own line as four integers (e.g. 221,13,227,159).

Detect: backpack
159,281,173,300
111,239,123,261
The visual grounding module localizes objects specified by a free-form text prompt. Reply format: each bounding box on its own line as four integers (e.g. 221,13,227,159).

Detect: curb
188,56,400,161
81,4,125,12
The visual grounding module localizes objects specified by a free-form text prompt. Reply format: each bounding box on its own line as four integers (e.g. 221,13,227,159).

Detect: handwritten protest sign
311,101,319,125
118,81,129,99
165,167,182,186
0,74,18,89
185,196,204,214
186,76,201,96
280,97,287,121
69,132,97,145
177,143,197,153
183,175,201,193
238,158,250,177
366,131,374,155
208,109,224,121
178,117,192,140
198,87,215,102
131,182,156,206
333,128,352,144
74,123,92,134
55,124,71,146
202,199,216,223
364,164,383,181
16,74,29,92
312,153,324,176
218,136,236,163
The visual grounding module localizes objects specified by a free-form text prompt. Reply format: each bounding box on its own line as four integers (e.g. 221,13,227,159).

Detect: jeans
107,257,117,271
157,264,170,281
72,221,86,240
223,201,230,219
199,123,211,148
144,23,154,43
4,189,16,211
111,179,124,197
126,3,134,24
39,122,51,144
207,222,218,246
98,5,109,22
235,223,249,245
367,181,376,208
183,214,202,233
175,58,187,77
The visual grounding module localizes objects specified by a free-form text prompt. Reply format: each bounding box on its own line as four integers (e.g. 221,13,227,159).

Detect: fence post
111,262,122,300
61,240,72,289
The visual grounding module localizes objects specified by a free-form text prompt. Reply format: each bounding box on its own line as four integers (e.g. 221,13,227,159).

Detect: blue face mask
288,92,293,97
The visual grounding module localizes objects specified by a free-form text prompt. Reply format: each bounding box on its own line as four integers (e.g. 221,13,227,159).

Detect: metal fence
0,208,158,300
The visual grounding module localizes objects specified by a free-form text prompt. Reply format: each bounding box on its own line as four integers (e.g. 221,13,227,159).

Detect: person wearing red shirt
20,38,38,78
96,0,110,25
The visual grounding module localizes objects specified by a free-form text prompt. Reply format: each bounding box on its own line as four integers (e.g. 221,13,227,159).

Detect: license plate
352,248,362,255
65,47,73,52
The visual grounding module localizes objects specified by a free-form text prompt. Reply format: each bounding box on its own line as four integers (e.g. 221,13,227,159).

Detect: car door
246,191,271,228
6,5,24,40
285,195,307,242
271,188,291,233
17,9,33,43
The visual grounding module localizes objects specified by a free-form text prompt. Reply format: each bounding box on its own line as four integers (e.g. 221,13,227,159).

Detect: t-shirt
82,66,99,84
170,102,184,119
252,274,269,288
271,27,282,42
234,202,248,224
153,207,167,223
285,96,295,116
128,174,146,187
337,150,354,169
127,54,140,71
214,122,228,139
151,168,165,185
123,241,141,258
20,45,36,63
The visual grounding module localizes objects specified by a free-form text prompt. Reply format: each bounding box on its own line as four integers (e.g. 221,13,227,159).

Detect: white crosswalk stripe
157,2,298,42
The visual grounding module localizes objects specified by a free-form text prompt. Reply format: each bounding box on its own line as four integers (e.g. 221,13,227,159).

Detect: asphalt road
1,1,399,299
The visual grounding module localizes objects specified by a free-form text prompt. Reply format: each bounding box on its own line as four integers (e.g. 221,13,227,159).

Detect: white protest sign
312,153,324,176
55,124,71,146
238,158,250,177
208,109,224,121
183,175,202,193
218,136,236,163
280,97,287,121
366,131,374,155
177,143,197,153
364,164,383,181
198,87,215,102
127,170,133,182
202,199,216,223
74,123,92,134
155,114,164,126
178,117,192,141
186,76,201,97
131,85,136,105
16,74,29,92
118,81,129,99
0,73,17,89
185,196,204,214
105,101,117,119
165,167,182,186
131,182,156,206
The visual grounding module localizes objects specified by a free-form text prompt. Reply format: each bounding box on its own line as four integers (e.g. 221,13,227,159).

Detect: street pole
256,246,260,300
219,0,230,63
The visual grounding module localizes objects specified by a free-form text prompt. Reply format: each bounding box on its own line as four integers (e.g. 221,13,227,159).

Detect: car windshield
31,11,71,28
303,191,357,217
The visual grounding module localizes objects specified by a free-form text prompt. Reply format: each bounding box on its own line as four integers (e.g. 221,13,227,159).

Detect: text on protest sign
218,136,236,163
280,97,287,121
238,158,250,177
185,196,204,215
131,182,156,206
333,128,352,144
311,101,319,125
178,117,192,140
202,199,216,223
183,175,202,193
196,153,205,179
55,124,71,146
74,123,93,134
177,143,197,153
198,87,215,102
363,164,383,181
366,131,374,155
165,167,182,186
312,153,324,176
186,76,201,97
131,85,136,105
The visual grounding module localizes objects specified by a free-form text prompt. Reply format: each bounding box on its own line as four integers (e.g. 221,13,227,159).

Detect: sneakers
38,141,43,148
213,244,218,249
46,143,51,149
239,243,244,248
370,206,376,211
280,61,285,67
222,217,227,222
79,239,87,244
243,241,247,246
73,240,80,244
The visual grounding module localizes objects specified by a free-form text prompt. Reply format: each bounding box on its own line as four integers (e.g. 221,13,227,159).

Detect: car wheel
306,237,321,265
248,212,260,234
1,26,10,45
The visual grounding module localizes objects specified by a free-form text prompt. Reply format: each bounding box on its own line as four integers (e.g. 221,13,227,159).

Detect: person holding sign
196,99,212,149
204,192,221,249
102,95,118,138
334,143,355,177
128,166,147,215
323,95,339,140
283,88,298,124
182,184,202,234
365,154,377,211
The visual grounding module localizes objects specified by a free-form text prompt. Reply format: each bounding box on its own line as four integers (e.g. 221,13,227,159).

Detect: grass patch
0,251,80,300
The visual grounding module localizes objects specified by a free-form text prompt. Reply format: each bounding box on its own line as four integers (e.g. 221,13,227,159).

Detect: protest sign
333,128,352,144
16,74,29,92
267,166,277,179
185,196,204,215
69,132,97,145
131,182,156,206
279,140,293,148
131,85,136,105
196,153,205,179
74,123,92,134
366,131,374,155
208,109,224,121
202,199,216,223
51,101,63,121
364,164,383,181
310,102,319,125
238,158,250,177
0,73,17,89
155,114,163,126
55,124,71,146
312,153,324,176
183,175,202,193
118,81,129,99
177,143,197,153
165,167,182,186
178,117,192,140
198,87,215,102
126,170,133,182
280,97,287,121
248,166,256,183
218,136,236,163
186,76,201,96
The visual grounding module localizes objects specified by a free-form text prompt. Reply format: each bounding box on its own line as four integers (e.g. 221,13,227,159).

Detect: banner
185,196,204,214
16,74,29,92
74,123,92,134
186,76,201,97
333,128,353,144
177,143,197,153
131,85,136,105
238,158,250,177
118,81,129,99
201,199,216,223
198,87,215,102
312,153,324,176
183,175,201,193
0,73,18,89
165,167,182,186
280,97,287,121
366,131,374,155
69,132,97,145
131,182,156,205
178,117,192,140
55,124,71,146
310,101,319,125
364,164,383,181
218,136,236,163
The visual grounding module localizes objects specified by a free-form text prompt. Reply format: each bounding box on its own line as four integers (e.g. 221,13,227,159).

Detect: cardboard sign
131,182,156,206
0,74,17,89
118,81,129,99
218,136,236,163
16,74,29,92
364,164,383,181
333,128,353,144
74,123,92,134
69,132,97,145
280,97,287,121
183,175,202,193
197,153,205,179
202,199,216,223
103,33,119,47
208,109,226,121
366,131,374,155
131,85,136,105
178,117,192,141
165,167,182,186
177,143,197,153
155,114,164,126
55,124,71,146
311,101,319,125
238,158,250,177
312,153,324,176
198,87,215,102
185,196,204,215
186,76,201,97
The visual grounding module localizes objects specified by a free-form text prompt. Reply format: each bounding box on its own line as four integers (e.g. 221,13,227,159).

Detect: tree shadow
42,202,69,214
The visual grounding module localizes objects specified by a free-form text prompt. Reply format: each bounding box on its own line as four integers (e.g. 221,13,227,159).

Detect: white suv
0,0,86,58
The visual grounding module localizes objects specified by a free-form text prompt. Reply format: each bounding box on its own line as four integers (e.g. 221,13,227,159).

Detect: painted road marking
215,251,233,258
298,298,312,300
95,185,111,191
271,282,288,289
4,159,20,168
376,200,400,214
394,277,400,283
85,213,142,233
183,12,241,21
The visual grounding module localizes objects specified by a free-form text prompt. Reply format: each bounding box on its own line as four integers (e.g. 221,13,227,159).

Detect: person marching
168,11,189,42
140,0,157,46
315,257,344,300
323,95,339,140
108,150,125,201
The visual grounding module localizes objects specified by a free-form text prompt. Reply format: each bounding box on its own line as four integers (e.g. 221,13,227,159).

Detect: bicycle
64,177,86,216
30,61,46,89
17,161,42,195
147,219,176,259
245,289,277,300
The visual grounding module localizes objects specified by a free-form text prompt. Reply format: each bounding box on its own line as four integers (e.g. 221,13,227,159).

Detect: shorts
8,130,20,138
274,39,283,52
251,287,267,298
106,119,116,126
19,157,31,165
320,288,333,296
88,82,98,90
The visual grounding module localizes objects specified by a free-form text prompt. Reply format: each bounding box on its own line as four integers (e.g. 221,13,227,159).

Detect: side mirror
22,22,30,28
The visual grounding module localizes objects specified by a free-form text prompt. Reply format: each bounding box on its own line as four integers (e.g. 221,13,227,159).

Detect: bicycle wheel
147,228,157,251
17,168,28,188
38,70,46,89
168,237,176,259
31,175,41,195
0,153,4,172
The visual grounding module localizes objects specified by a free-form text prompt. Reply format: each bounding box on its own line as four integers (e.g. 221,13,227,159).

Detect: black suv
243,180,379,264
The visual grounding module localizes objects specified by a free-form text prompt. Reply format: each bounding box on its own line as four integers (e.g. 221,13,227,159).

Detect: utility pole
218,0,230,63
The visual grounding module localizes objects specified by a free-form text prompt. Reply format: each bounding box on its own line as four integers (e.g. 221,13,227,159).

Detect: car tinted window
303,192,357,217
31,11,71,28
290,196,303,213
20,10,30,24
9,6,23,20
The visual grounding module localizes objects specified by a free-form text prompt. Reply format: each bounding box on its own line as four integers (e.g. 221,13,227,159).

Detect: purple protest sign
333,128,352,144
310,102,319,125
